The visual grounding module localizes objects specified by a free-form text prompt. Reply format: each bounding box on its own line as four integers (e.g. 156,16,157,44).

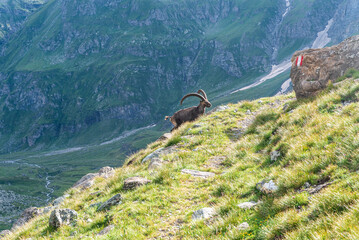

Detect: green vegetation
336,68,359,82
6,79,359,239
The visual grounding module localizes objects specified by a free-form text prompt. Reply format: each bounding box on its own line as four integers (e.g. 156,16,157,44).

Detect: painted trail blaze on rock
295,55,304,67
290,35,359,98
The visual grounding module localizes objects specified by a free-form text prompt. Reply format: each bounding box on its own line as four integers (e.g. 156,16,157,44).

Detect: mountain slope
0,0,47,52
5,77,359,239
0,0,344,153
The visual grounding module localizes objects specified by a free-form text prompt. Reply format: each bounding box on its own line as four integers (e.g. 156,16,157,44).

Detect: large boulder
49,209,78,228
12,207,43,230
290,35,359,98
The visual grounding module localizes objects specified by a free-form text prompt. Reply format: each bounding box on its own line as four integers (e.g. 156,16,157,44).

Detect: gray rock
142,146,177,169
245,110,252,115
192,207,216,221
148,159,164,170
97,224,115,236
73,166,115,189
270,151,281,161
304,182,311,189
256,180,279,194
123,177,151,190
97,194,122,212
52,194,70,206
192,124,203,128
12,207,43,230
237,222,250,230
49,209,78,229
0,230,12,238
142,148,164,163
43,206,54,214
237,201,258,210
181,169,215,178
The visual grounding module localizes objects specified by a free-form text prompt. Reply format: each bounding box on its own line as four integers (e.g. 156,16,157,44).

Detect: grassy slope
7,79,359,239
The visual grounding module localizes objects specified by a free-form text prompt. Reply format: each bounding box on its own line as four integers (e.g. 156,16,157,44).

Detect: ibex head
180,89,211,107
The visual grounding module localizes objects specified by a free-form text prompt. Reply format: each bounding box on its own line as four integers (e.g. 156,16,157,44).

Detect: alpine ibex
165,89,211,131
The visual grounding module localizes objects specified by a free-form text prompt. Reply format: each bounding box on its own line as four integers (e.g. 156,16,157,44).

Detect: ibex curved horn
197,89,207,99
180,93,206,105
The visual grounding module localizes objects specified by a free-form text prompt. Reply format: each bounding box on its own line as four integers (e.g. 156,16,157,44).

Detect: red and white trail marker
295,55,304,67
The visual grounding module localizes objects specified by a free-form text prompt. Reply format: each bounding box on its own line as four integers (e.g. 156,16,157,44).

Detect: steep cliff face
0,0,350,152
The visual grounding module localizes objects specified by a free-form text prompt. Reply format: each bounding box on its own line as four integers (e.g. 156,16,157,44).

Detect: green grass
6,79,359,239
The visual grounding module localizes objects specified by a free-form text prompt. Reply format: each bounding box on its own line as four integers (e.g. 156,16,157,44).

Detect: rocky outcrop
49,209,78,228
11,207,43,230
123,177,151,190
290,35,359,98
73,166,115,189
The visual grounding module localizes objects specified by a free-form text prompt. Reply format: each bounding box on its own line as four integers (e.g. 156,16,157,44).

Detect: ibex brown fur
165,89,211,131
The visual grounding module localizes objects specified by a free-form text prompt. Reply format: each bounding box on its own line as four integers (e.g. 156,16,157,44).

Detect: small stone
0,230,12,238
181,169,215,178
246,110,252,115
123,177,152,190
97,224,115,236
270,151,281,161
304,182,311,189
258,100,263,104
237,201,258,210
87,218,93,223
49,209,78,228
237,222,250,230
192,207,216,220
256,180,278,194
193,124,203,128
97,194,122,212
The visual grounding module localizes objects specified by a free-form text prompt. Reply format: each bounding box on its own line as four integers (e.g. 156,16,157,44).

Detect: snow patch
282,0,291,18
276,78,292,95
231,60,292,94
311,19,334,49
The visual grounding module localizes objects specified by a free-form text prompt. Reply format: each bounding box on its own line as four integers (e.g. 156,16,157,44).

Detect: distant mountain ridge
0,0,358,153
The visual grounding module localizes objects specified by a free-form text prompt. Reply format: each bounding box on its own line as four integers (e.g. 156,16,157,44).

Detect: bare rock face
290,35,359,98
123,177,152,190
49,209,78,229
12,207,43,230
